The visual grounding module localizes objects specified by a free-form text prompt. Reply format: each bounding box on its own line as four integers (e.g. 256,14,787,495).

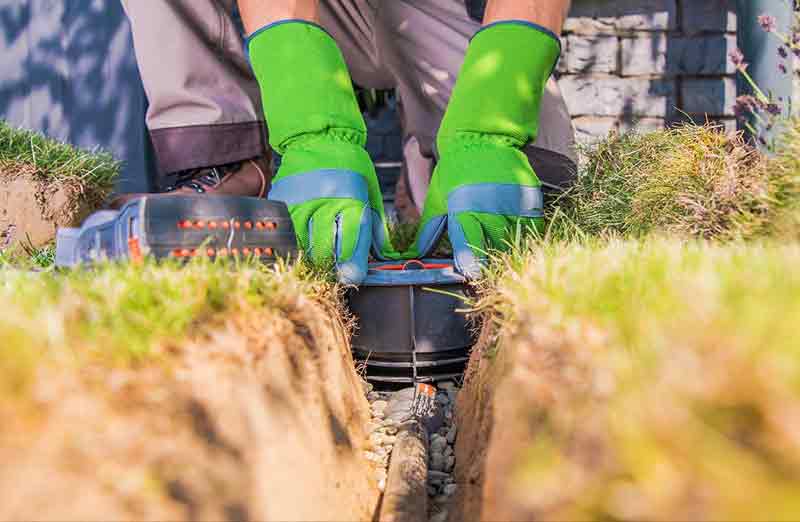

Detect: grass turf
463,120,800,520
0,120,118,186
549,123,800,241
478,238,800,520
0,257,331,399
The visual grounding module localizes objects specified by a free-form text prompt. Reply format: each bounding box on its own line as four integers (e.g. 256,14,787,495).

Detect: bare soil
0,292,380,521
451,318,574,522
0,166,106,249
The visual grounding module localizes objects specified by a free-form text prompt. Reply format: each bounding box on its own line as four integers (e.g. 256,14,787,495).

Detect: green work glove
247,21,399,283
408,21,561,278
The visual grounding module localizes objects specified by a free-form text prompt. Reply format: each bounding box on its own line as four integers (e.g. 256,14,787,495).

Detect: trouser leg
376,0,578,213
121,0,267,180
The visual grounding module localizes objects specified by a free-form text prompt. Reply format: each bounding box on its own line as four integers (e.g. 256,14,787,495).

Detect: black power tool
56,195,297,267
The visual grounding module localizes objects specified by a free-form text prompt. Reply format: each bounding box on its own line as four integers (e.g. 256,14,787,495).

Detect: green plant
0,120,118,186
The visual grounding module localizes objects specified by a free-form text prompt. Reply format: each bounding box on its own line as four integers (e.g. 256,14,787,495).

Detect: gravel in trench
362,380,459,522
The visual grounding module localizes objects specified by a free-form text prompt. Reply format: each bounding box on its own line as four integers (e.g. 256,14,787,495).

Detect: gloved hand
406,21,562,278
247,21,398,284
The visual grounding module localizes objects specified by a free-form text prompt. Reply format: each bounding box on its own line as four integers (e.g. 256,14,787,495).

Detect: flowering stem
744,121,759,137
738,67,771,105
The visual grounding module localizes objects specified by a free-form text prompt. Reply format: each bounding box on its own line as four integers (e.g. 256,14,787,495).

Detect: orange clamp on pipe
373,260,451,271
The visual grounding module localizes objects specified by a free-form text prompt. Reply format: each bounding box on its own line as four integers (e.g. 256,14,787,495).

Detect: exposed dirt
0,292,380,521
449,310,602,521
0,166,106,249
448,323,505,522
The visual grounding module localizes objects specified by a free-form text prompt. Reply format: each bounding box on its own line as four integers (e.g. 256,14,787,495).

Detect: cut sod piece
0,121,117,250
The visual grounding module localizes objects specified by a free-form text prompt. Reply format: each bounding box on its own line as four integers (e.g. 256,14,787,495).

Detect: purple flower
729,48,749,71
779,46,789,58
793,47,800,59
758,14,777,33
779,63,789,74
766,103,782,116
733,95,761,120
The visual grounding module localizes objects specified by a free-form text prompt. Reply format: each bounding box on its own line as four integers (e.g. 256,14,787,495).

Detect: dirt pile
0,167,107,249
0,283,379,521
0,122,116,250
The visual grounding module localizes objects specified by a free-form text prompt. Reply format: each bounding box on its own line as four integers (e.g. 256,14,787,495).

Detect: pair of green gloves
248,19,561,283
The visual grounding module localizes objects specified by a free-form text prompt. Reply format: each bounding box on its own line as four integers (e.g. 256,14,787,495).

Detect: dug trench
0,264,514,522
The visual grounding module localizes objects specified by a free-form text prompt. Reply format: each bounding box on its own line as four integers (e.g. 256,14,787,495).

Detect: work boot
109,156,270,209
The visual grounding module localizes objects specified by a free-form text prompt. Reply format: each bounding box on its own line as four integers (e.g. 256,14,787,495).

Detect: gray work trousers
122,0,577,205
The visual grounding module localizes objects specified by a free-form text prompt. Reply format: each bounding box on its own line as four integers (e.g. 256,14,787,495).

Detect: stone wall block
572,116,618,146
683,0,737,34
566,35,619,74
566,0,677,34
672,34,737,76
560,76,676,118
621,34,736,76
559,0,739,141
621,33,668,76
681,77,737,116
619,118,667,133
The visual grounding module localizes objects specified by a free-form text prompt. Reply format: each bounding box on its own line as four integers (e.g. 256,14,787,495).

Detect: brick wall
559,0,738,143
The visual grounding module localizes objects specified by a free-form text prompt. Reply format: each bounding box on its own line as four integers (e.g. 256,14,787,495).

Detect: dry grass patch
458,239,800,522
551,123,800,240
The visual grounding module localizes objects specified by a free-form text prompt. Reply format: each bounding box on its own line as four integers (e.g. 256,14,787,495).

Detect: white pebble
430,436,447,454
430,453,446,471
429,470,449,481
443,484,457,496
446,425,457,444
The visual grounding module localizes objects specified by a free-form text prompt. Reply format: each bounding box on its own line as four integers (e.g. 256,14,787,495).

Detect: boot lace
163,166,226,193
